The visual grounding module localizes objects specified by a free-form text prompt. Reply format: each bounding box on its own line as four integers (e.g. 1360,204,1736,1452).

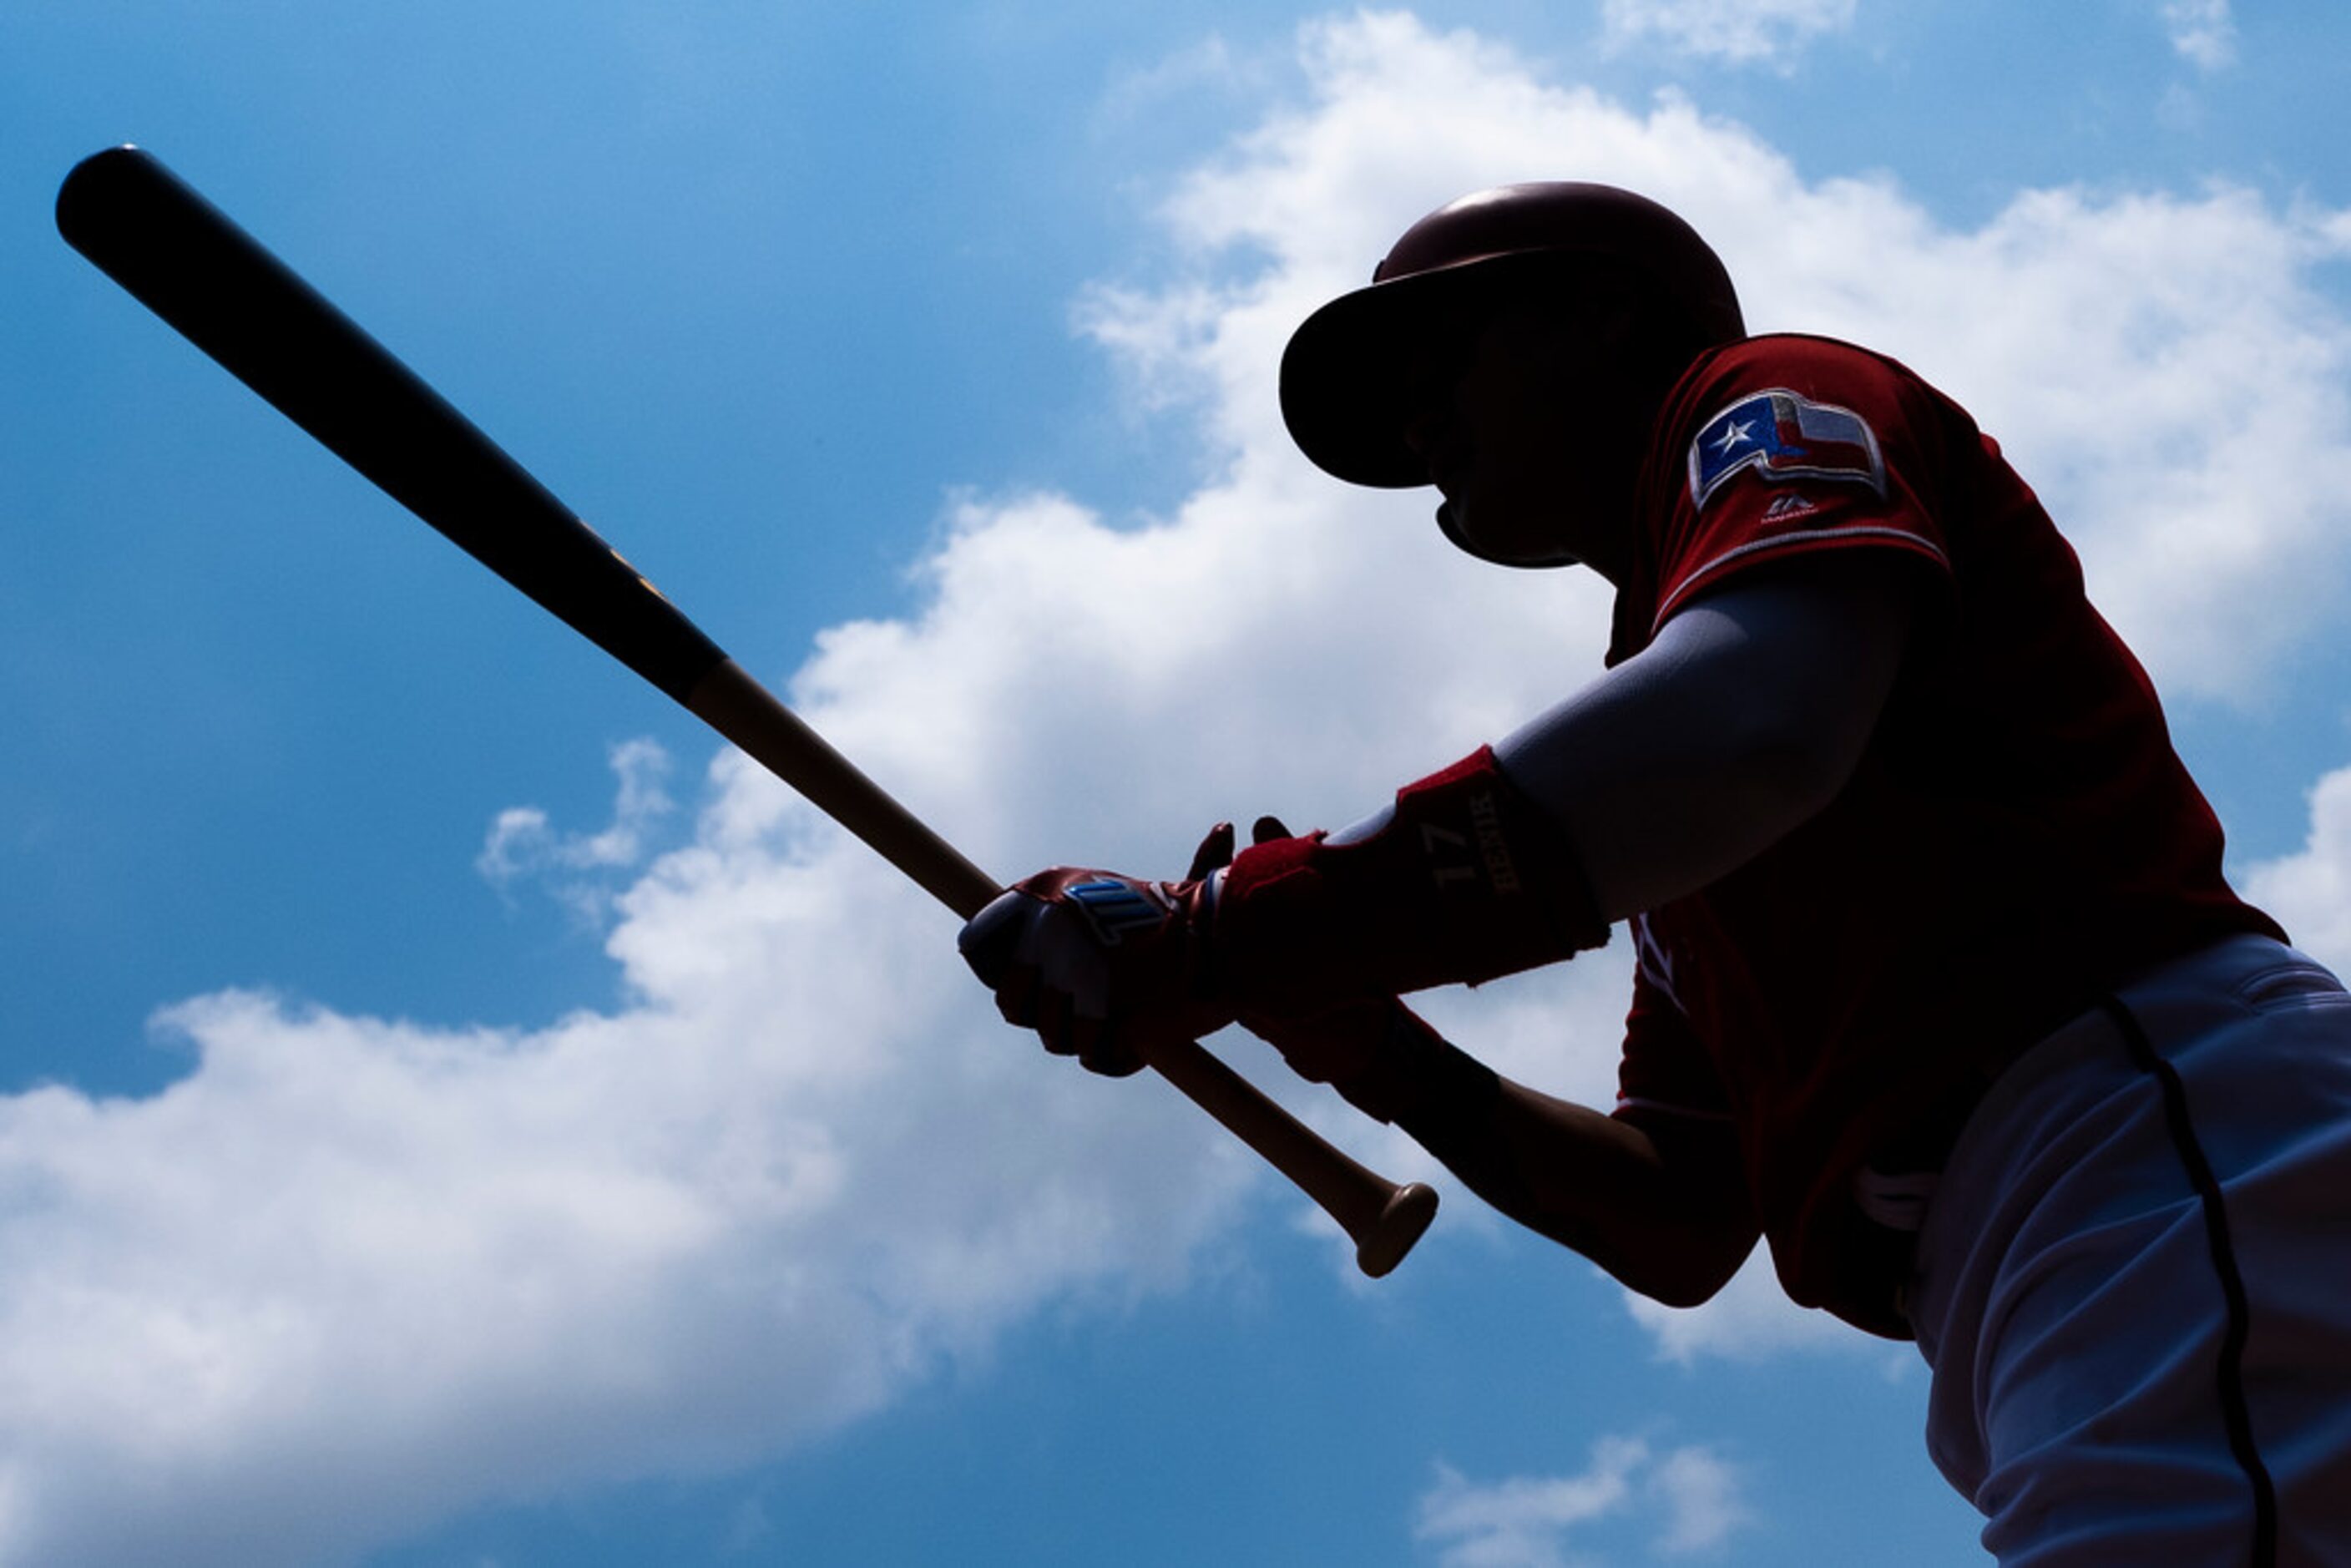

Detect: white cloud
477,737,676,919
1620,1250,1855,1364
1096,33,1271,128
2244,766,2351,973
1416,1437,1754,1565
2319,208,2351,258
1649,1444,1757,1552
1134,13,2351,706
0,868,1256,1565
6,9,2348,1560
2161,0,2237,70
1420,1442,1643,1568
1601,0,1858,67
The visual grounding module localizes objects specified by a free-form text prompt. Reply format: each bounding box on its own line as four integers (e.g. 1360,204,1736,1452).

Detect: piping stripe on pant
2099,994,2279,1568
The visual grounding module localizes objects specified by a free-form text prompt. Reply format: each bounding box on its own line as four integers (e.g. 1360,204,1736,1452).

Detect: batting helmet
1278,182,1745,491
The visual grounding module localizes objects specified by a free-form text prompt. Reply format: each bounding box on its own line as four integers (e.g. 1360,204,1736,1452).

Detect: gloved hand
958,855,1230,1078
1197,747,1610,1014
964,742,1604,1079
1196,816,1429,1120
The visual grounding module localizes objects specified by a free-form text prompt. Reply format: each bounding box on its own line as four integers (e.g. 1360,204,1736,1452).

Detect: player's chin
1438,496,1580,569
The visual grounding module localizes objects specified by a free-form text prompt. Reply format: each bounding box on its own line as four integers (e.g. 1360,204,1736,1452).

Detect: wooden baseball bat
57,144,1438,1277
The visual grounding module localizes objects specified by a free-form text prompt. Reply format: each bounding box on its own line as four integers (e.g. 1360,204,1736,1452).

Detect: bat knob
1352,1181,1439,1277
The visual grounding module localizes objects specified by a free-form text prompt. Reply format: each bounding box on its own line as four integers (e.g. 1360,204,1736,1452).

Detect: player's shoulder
1675,333,1934,422
1657,334,1962,495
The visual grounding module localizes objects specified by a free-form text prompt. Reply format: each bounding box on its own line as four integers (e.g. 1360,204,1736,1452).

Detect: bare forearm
1337,1019,1756,1306
1407,1082,1751,1305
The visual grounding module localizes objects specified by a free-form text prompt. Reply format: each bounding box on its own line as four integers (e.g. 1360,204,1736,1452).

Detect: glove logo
1064,878,1170,946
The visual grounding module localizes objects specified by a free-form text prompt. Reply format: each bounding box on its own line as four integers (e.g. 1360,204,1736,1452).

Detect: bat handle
685,660,1439,1276
1141,1035,1439,1277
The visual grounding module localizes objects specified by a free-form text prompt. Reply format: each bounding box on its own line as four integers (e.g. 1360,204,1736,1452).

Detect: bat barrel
57,145,728,705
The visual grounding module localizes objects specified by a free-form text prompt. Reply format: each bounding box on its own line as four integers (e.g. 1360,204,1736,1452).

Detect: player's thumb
1186,821,1236,881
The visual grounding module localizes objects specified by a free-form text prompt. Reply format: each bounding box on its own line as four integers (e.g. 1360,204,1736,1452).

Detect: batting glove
958,863,1231,1077
965,746,1607,1076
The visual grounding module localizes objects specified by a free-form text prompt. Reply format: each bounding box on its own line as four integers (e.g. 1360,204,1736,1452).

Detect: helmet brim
1278,257,1513,492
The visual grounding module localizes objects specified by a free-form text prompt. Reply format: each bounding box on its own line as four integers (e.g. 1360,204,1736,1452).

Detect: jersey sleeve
1649,341,1956,636
1612,918,1733,1129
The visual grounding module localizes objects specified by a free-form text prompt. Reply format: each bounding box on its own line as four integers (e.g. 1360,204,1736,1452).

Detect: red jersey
1607,334,2283,1336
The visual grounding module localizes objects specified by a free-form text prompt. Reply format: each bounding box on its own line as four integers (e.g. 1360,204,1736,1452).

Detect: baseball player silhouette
961,183,2351,1565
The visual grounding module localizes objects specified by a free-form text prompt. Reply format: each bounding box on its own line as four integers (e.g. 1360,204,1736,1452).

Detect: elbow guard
1210,746,1609,1012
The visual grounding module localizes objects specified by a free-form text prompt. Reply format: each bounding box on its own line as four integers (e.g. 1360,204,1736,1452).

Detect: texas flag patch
1688,390,1888,512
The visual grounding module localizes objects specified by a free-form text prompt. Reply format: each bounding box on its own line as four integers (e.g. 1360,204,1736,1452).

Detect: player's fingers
1186,821,1236,881
1035,989,1081,1059
958,888,1033,989
993,961,1044,1029
1074,1016,1150,1079
1250,815,1293,845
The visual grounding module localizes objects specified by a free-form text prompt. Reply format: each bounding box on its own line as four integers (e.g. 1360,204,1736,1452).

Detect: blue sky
3,2,2348,1564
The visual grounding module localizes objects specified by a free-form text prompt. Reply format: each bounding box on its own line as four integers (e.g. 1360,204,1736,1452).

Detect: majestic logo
1467,792,1521,893
1689,389,1888,512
